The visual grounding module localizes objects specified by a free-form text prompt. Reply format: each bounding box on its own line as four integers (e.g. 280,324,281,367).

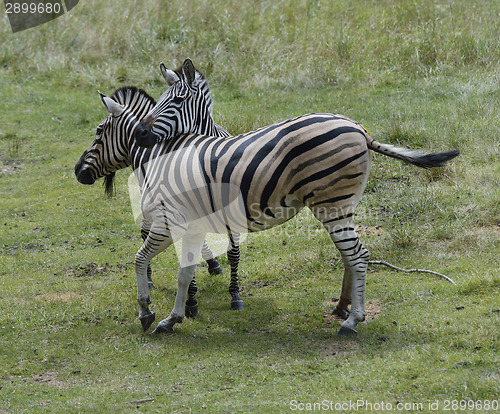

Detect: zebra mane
171,63,214,115
102,87,156,198
110,86,156,108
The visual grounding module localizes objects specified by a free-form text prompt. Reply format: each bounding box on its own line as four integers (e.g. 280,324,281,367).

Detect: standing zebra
130,59,459,336
74,85,243,318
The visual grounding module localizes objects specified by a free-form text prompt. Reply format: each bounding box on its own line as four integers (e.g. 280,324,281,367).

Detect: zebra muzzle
75,164,95,185
77,170,95,185
133,121,158,149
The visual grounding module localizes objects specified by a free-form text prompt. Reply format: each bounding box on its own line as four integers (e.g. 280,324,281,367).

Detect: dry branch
127,398,154,404
368,260,456,285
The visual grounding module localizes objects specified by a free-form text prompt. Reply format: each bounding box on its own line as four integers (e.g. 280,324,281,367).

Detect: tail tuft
367,137,460,169
405,149,460,169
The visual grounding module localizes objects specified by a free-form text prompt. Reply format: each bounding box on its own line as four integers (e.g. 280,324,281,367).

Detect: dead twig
127,398,154,404
368,259,456,285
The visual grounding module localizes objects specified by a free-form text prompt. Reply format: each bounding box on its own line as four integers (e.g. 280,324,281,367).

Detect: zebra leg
331,267,352,320
152,233,205,334
328,224,369,335
185,240,222,318
313,206,369,335
201,239,223,275
185,277,198,318
141,228,155,290
227,232,243,310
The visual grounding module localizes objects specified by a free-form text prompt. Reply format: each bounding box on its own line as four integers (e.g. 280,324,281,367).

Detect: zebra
74,85,243,318
130,58,459,336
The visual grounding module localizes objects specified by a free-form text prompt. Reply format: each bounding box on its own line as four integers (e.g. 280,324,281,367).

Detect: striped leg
141,228,155,290
143,234,219,317
185,239,222,318
227,232,243,310
152,233,206,334
313,209,369,335
330,224,369,335
201,240,223,275
135,228,174,332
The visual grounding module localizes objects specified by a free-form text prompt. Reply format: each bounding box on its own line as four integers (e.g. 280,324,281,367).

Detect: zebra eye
96,127,103,135
171,97,183,105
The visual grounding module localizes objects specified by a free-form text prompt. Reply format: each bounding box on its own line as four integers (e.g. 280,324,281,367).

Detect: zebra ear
160,62,180,86
182,58,196,85
99,93,125,117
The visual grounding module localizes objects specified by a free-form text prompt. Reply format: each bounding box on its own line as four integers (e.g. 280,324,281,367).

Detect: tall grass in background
0,1,499,410
1,0,498,89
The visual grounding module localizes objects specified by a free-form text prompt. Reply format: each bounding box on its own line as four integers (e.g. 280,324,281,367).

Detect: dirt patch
1,242,46,255
65,262,111,279
317,340,361,360
0,152,24,175
317,300,383,360
355,225,384,236
323,299,383,326
28,372,63,388
35,292,81,303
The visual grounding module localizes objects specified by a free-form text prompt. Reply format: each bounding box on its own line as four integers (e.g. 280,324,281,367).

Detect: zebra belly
247,194,305,232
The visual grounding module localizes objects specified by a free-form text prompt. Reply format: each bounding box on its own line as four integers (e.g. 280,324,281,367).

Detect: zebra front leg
152,233,205,334
135,229,173,332
152,264,197,334
141,228,155,290
227,232,243,310
135,247,155,332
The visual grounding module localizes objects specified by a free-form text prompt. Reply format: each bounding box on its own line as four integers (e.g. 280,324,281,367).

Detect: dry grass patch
35,292,81,303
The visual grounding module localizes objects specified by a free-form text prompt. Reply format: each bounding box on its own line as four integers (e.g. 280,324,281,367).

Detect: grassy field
1,0,499,412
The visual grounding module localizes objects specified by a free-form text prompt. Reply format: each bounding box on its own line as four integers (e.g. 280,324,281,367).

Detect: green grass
1,0,499,412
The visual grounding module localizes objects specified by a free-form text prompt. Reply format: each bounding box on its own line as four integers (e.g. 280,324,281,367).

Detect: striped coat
130,60,459,336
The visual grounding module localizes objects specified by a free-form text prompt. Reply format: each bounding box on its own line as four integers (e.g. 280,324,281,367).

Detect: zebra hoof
332,306,350,320
139,311,155,332
208,264,223,275
185,303,198,318
231,299,244,311
148,281,155,291
337,326,358,336
151,322,174,335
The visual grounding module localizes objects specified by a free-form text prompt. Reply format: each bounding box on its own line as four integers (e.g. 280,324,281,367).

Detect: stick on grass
368,260,456,285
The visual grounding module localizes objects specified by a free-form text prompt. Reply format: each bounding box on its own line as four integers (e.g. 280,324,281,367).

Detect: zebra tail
366,136,460,169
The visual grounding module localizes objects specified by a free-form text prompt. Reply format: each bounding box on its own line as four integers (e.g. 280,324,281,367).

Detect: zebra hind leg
141,229,156,290
201,239,223,275
227,232,243,310
324,220,369,335
331,266,352,320
185,278,198,318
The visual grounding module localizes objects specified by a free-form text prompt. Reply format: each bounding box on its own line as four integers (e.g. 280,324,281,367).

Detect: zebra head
75,87,154,195
134,59,216,148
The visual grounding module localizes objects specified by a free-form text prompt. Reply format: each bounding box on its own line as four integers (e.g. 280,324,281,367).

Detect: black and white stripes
129,60,458,335
75,86,243,316
77,59,459,336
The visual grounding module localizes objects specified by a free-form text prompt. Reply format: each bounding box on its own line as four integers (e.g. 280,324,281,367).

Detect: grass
1,0,499,412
